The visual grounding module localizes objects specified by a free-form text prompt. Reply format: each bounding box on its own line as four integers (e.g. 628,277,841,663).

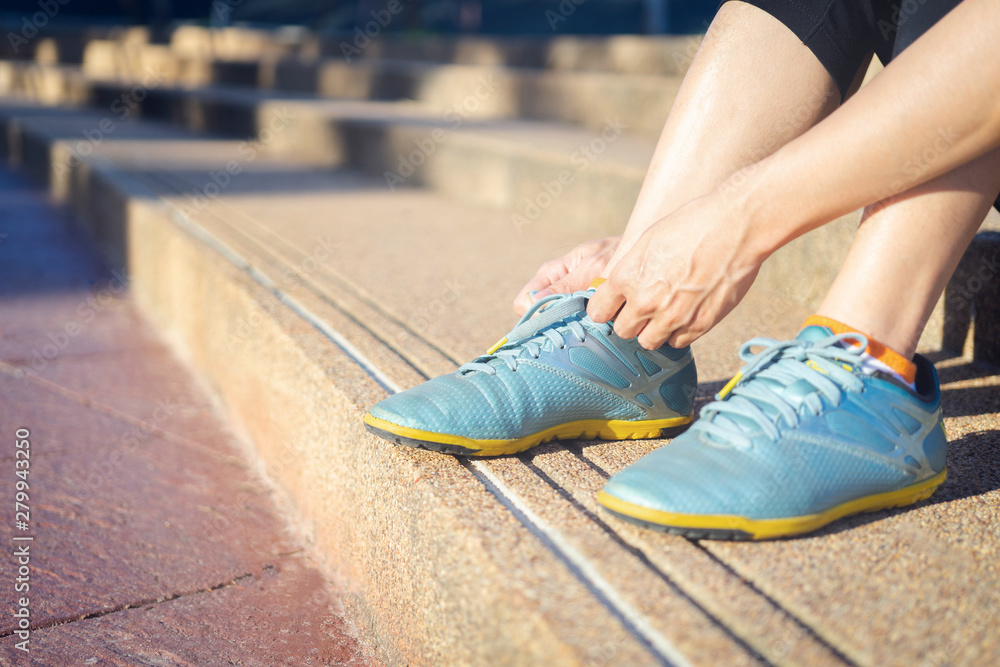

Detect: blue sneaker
364,290,697,456
598,326,948,540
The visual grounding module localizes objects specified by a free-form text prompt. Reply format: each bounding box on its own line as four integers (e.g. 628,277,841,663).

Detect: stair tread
109,79,658,169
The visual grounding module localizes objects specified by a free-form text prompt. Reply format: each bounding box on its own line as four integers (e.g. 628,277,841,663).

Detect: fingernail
533,289,552,300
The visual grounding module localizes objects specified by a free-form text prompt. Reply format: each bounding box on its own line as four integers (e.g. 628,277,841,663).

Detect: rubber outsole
363,413,695,457
597,469,948,540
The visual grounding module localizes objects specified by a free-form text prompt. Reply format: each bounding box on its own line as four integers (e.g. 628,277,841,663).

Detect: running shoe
598,325,948,540
364,289,697,456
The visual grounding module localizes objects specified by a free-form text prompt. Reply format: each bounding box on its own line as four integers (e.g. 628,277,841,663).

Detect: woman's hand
587,193,767,349
513,236,621,315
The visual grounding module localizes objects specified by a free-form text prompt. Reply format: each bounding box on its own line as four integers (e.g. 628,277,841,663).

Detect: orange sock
802,315,917,388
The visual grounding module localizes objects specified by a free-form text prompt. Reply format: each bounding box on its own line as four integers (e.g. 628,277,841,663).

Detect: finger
669,326,706,349
516,256,577,310
521,261,570,296
521,269,561,295
636,318,673,351
611,304,648,340
586,282,625,323
665,310,705,348
668,330,693,349
512,291,532,316
546,272,588,297
668,294,730,348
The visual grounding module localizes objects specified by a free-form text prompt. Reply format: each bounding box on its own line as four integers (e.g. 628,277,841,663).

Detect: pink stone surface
0,167,372,665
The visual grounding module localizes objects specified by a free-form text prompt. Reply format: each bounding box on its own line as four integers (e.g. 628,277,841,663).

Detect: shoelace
694,333,868,449
460,290,613,375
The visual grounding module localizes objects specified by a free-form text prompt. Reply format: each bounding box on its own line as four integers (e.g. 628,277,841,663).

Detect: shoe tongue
796,324,867,362
796,325,834,343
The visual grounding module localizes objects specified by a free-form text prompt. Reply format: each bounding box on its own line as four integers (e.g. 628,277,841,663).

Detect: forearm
602,1,843,276
732,0,1000,260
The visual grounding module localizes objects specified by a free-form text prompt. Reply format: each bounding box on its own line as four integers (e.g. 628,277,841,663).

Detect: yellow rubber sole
598,469,947,540
363,413,694,457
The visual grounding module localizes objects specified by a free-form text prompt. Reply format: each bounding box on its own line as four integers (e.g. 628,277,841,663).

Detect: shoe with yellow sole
598,326,948,540
364,289,697,456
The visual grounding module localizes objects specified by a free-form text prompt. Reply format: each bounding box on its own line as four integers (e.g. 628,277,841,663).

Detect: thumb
546,269,596,297
515,278,572,314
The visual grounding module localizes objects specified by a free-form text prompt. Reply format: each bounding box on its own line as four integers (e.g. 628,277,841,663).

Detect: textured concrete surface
0,166,372,664
1,28,998,666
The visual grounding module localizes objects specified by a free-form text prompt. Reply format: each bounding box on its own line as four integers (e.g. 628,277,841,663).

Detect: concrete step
2,93,999,667
80,38,683,136
2,24,695,136
0,59,656,233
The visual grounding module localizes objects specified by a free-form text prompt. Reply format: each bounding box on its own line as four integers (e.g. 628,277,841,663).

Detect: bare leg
602,0,843,274
514,1,859,315
818,148,1000,358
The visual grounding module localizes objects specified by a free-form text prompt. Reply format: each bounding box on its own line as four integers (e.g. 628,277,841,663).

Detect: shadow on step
128,165,391,198
0,167,114,297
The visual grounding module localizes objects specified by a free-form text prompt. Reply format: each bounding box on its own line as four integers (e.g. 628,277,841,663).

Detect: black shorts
731,0,962,98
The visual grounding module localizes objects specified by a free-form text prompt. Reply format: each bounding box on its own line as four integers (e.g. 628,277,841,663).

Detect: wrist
717,170,775,263
716,159,807,263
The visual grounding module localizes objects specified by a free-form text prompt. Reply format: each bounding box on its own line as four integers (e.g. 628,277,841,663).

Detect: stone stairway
1,24,998,666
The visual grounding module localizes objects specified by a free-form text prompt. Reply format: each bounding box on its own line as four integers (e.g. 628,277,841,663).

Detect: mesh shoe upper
369,290,697,439
602,327,947,520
